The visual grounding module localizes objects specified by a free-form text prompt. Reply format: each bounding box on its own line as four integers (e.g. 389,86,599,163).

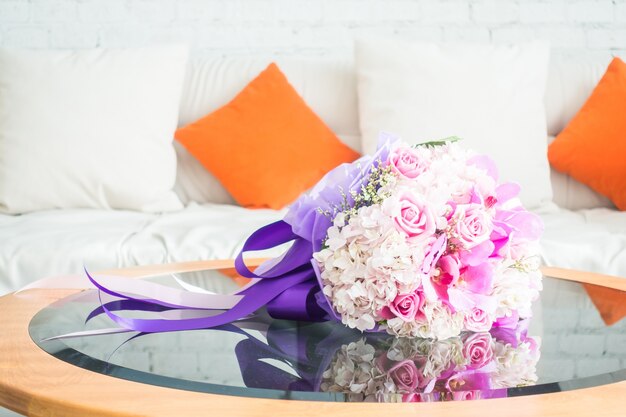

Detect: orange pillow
548,57,626,210
175,63,359,209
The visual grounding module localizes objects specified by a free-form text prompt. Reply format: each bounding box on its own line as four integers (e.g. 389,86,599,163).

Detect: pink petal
468,155,499,181
448,287,475,312
422,276,450,303
422,234,447,274
439,255,460,280
497,209,544,241
495,182,521,204
469,187,482,204
459,240,495,266
490,237,509,258
462,263,493,294
421,276,438,302
494,310,519,329
470,293,497,314
379,306,395,320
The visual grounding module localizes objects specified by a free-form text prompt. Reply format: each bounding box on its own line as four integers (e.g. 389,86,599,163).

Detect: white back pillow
356,39,552,209
0,46,188,213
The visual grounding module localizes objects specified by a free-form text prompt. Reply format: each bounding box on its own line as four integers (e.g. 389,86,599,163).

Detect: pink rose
394,193,436,241
464,307,493,332
389,146,427,179
462,333,494,369
380,291,425,322
388,360,420,392
452,203,492,249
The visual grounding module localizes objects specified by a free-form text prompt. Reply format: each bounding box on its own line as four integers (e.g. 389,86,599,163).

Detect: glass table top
28,269,626,403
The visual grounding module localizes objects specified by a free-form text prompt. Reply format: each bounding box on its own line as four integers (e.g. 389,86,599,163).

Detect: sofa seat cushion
2,205,625,295
540,208,626,277
0,204,284,294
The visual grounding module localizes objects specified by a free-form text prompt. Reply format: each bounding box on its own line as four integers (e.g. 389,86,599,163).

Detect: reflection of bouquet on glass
234,319,540,403
320,325,540,402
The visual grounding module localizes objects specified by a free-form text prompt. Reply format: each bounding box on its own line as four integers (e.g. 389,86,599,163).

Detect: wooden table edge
0,260,624,417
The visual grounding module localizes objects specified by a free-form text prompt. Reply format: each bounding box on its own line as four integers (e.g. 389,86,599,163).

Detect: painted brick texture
0,0,623,58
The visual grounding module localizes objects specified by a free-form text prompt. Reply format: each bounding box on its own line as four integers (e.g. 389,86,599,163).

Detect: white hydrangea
492,338,541,388
492,261,542,318
320,339,392,401
314,203,426,332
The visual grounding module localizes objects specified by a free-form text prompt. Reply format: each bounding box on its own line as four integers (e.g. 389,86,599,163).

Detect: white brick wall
0,0,624,58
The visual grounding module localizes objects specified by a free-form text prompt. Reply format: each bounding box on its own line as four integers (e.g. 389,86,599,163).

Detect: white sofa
0,55,624,294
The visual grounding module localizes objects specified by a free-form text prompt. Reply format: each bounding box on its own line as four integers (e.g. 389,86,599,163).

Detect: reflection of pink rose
453,390,480,401
464,307,493,332
453,204,492,249
381,292,425,322
389,147,426,179
402,393,422,402
394,193,436,240
463,333,494,369
388,360,419,392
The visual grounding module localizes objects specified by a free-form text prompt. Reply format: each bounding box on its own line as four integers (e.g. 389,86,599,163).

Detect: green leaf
413,136,462,148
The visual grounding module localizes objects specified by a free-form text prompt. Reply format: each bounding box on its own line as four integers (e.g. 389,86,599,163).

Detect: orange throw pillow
175,63,359,209
548,57,626,209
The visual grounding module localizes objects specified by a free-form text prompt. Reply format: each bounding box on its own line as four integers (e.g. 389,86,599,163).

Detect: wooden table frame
0,260,624,417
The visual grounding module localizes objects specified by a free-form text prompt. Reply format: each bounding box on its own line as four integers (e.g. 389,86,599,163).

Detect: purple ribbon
234,220,313,279
87,267,318,332
83,217,330,333
266,281,326,322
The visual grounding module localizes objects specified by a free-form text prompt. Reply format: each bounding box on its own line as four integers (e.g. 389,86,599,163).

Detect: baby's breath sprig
341,161,395,223
319,161,396,249
508,255,541,273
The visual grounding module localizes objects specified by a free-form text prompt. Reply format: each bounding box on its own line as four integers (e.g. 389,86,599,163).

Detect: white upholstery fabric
0,205,284,294
550,169,614,211
2,204,625,295
540,208,626,276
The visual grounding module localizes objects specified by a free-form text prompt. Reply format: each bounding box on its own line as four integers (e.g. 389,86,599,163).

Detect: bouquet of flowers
74,133,543,341
285,134,543,339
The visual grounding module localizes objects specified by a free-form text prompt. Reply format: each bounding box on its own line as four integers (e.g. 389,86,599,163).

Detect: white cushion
0,204,284,294
3,204,624,294
0,46,188,213
355,39,552,209
540,208,626,277
174,142,236,206
175,57,361,205
545,56,613,137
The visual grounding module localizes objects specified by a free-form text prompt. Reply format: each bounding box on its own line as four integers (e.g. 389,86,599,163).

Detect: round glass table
28,266,626,404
